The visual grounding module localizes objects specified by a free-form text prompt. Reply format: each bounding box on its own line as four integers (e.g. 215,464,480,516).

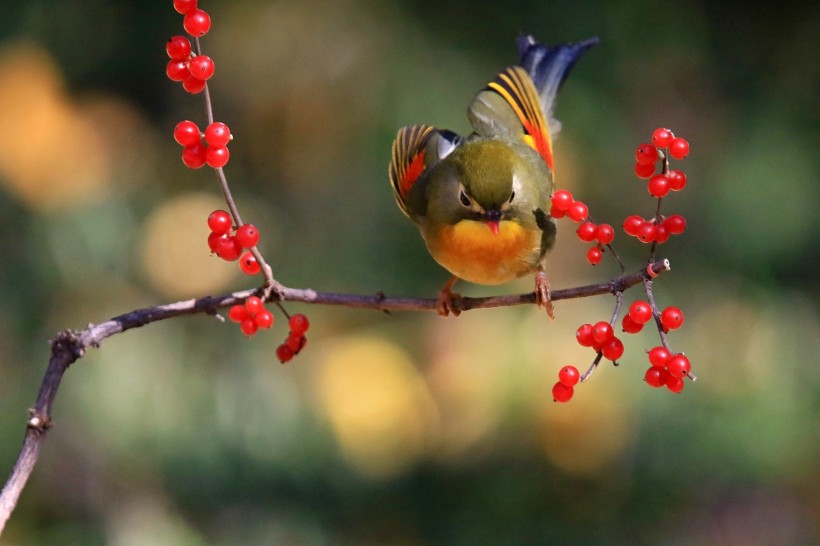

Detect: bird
389,35,598,317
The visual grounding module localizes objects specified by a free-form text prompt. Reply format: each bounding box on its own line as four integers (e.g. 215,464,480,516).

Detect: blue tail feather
516,35,598,134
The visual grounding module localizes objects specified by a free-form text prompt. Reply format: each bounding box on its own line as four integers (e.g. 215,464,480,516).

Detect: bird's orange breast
425,219,541,285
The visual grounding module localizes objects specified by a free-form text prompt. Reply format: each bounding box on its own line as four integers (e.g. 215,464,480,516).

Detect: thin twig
0,259,670,535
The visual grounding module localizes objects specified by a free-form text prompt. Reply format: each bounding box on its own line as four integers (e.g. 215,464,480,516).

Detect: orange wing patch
389,124,435,217
487,67,554,170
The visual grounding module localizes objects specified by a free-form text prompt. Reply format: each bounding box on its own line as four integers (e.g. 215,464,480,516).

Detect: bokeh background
1,1,818,544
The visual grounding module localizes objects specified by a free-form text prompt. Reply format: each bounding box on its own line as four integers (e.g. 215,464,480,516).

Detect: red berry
621,314,643,334
666,354,691,378
174,120,201,147
551,381,574,403
183,8,211,37
567,201,588,222
204,122,231,147
286,332,307,354
207,232,225,253
166,60,189,81
634,161,656,179
665,375,685,393
276,344,294,363
635,143,658,165
239,251,261,275
651,127,675,148
592,321,614,344
668,169,687,191
558,365,580,387
601,336,624,361
240,318,258,336
182,72,206,94
586,245,603,265
576,222,597,242
207,210,232,234
549,204,567,219
289,313,310,336
644,367,668,388
235,224,259,248
623,215,644,236
228,305,247,323
244,296,264,316
181,141,207,168
668,137,689,160
647,346,671,368
648,174,671,198
575,323,595,347
595,224,615,245
660,306,685,331
173,0,198,15
664,214,687,235
551,189,573,211
188,55,215,80
628,300,653,324
215,235,242,261
254,309,274,329
205,146,230,168
654,223,670,244
636,222,656,243
166,35,192,60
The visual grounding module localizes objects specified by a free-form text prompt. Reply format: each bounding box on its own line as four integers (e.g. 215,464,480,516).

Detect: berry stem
580,352,604,383
194,39,277,293
642,276,697,382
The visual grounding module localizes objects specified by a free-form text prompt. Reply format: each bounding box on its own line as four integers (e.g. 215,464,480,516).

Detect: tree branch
0,259,669,535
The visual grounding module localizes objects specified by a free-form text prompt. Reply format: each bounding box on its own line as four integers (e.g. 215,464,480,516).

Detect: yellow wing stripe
487,67,554,169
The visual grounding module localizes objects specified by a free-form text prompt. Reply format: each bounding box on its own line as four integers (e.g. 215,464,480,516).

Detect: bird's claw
437,286,462,317
535,270,554,319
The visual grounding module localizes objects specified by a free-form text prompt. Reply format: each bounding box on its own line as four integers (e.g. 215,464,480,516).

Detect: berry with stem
552,382,574,403
188,55,215,80
205,146,230,168
207,209,232,234
239,252,261,275
558,365,580,387
174,120,201,147
660,306,685,331
183,8,211,37
651,127,675,148
166,35,192,60
204,122,231,147
668,137,690,160
235,224,260,248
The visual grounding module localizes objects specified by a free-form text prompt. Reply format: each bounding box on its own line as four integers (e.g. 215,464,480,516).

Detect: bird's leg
534,267,555,319
437,275,463,317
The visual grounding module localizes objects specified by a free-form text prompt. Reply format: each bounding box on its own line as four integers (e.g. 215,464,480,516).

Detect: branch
0,259,669,535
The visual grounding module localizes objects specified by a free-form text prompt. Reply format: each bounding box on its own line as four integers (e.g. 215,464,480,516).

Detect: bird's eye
508,191,515,203
459,190,471,207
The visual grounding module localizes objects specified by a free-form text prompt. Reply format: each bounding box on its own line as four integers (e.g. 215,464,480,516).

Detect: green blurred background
0,1,818,544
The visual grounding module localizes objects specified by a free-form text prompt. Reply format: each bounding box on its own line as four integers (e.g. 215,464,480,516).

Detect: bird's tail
517,35,598,135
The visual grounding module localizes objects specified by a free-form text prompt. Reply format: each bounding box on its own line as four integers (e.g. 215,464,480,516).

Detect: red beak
487,221,500,236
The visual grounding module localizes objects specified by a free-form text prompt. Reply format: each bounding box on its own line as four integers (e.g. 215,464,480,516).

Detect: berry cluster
548,128,694,402
166,34,214,94
644,347,691,393
276,314,310,364
624,128,690,243
173,120,232,169
229,296,274,336
549,189,612,265
207,209,260,268
551,365,580,403
164,2,310,362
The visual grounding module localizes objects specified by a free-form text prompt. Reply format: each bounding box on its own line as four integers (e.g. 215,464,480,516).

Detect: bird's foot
437,277,462,317
535,269,555,319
